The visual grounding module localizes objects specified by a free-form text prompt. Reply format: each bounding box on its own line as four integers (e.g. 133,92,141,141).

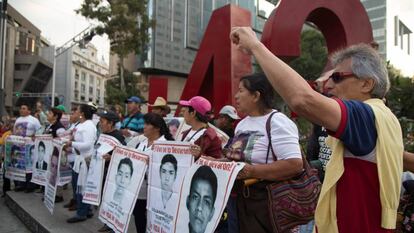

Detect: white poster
147,141,194,233
58,149,72,186
164,117,190,140
174,158,244,233
4,135,33,181
207,123,230,148
31,135,53,186
83,134,121,206
99,146,149,233
44,139,63,214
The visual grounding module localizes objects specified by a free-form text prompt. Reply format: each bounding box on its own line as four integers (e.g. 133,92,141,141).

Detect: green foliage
76,0,153,59
288,29,328,81
105,70,144,105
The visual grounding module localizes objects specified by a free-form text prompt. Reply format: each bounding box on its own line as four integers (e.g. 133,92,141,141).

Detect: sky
8,0,110,63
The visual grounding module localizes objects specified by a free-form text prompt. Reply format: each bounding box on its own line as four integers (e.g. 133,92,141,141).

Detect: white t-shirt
71,120,97,156
181,128,206,143
13,115,41,137
233,110,301,165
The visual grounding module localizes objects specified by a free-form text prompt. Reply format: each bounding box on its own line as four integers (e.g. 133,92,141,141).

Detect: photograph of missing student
4,135,32,181
174,158,244,233
44,140,63,214
48,146,60,187
99,146,148,233
32,135,53,186
147,141,193,233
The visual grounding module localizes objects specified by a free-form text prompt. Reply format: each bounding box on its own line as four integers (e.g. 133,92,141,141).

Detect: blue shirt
121,113,144,134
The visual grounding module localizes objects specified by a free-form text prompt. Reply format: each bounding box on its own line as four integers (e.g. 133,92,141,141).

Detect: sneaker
67,216,87,223
98,224,112,232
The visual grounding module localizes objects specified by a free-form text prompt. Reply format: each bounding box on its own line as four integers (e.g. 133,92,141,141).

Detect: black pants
133,199,147,233
2,171,10,194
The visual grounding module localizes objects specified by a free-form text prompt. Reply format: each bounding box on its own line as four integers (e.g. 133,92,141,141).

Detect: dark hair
19,104,32,112
240,73,275,110
52,147,59,158
79,104,97,120
160,154,178,173
49,107,63,122
189,165,218,204
143,113,174,141
38,141,46,150
188,106,209,123
118,157,133,176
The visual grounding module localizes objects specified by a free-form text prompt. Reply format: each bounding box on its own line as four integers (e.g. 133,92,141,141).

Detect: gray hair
331,43,389,98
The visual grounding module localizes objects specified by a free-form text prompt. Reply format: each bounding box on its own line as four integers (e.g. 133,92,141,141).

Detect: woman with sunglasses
231,28,402,233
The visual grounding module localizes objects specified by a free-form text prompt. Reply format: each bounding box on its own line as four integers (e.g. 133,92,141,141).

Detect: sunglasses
329,72,356,83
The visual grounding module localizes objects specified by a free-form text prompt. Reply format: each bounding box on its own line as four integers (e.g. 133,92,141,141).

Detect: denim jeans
299,220,314,233
76,192,90,218
70,162,76,201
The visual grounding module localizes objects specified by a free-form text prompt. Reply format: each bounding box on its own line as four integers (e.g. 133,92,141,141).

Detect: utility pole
0,0,8,117
51,26,95,107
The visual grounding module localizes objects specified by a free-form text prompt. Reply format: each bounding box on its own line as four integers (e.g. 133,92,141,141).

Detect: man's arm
230,27,341,132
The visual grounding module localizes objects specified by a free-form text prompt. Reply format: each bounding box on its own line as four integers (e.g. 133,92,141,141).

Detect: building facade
55,44,108,110
3,4,54,113
109,0,277,107
361,0,414,77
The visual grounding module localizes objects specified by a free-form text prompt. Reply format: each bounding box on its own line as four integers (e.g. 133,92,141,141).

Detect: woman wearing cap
127,112,174,233
96,110,126,233
179,96,222,159
227,73,303,233
65,104,98,223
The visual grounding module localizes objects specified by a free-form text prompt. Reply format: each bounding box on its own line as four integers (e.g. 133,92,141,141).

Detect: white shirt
182,128,206,143
71,120,97,157
234,110,301,164
14,115,41,137
129,135,167,199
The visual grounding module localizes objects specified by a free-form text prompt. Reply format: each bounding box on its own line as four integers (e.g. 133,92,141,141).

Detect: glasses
329,72,356,83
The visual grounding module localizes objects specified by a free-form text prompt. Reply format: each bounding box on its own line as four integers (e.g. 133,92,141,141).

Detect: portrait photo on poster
48,146,60,187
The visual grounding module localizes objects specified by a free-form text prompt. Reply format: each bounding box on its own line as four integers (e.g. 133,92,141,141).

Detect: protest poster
58,149,72,186
147,141,194,233
44,139,63,214
164,117,189,140
31,135,53,186
174,157,244,233
60,114,70,129
99,146,149,233
4,135,33,181
83,134,121,206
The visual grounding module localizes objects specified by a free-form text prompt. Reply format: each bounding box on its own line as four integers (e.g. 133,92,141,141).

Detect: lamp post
0,0,8,116
50,26,95,107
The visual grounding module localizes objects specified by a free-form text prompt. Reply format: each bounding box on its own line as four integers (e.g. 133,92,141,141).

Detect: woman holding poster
128,113,174,233
225,74,303,233
65,104,97,223
178,96,222,159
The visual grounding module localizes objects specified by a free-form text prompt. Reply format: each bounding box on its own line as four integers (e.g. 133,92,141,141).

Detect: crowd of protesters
0,26,414,233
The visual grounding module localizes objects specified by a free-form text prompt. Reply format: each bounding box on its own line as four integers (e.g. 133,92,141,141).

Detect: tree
105,70,144,106
288,29,328,81
76,0,153,91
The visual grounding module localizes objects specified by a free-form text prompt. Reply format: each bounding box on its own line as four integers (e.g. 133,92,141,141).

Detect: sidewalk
0,196,30,233
3,186,137,233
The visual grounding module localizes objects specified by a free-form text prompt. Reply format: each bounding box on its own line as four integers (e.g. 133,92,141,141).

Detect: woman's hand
102,154,111,161
190,144,202,159
237,164,254,180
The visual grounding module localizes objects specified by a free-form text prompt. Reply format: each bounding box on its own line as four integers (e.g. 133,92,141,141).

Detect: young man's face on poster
160,162,177,192
116,163,132,190
186,179,215,233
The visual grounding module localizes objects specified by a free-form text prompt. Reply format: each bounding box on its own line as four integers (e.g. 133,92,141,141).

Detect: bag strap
265,111,313,175
265,111,278,163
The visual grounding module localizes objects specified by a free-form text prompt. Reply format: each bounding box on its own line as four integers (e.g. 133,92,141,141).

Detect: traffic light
15,92,21,97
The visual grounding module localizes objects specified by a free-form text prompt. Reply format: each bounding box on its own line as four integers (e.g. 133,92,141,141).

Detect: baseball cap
125,96,142,104
179,96,211,116
219,105,240,120
149,96,167,108
98,110,120,123
55,105,66,113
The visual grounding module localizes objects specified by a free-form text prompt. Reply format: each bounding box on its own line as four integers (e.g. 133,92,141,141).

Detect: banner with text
4,135,34,181
44,139,63,214
174,158,244,233
83,134,121,206
31,135,53,186
99,146,148,233
147,141,194,233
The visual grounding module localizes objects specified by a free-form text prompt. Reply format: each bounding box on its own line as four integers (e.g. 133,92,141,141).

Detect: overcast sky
8,0,110,63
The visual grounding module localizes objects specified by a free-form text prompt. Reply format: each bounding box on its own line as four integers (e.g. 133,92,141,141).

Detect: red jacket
182,127,222,159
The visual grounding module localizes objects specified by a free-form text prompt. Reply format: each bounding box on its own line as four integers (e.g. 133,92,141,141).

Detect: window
81,84,86,93
89,86,93,95
75,81,78,89
89,75,94,85
75,69,79,79
81,72,86,82
97,79,101,86
81,95,85,101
